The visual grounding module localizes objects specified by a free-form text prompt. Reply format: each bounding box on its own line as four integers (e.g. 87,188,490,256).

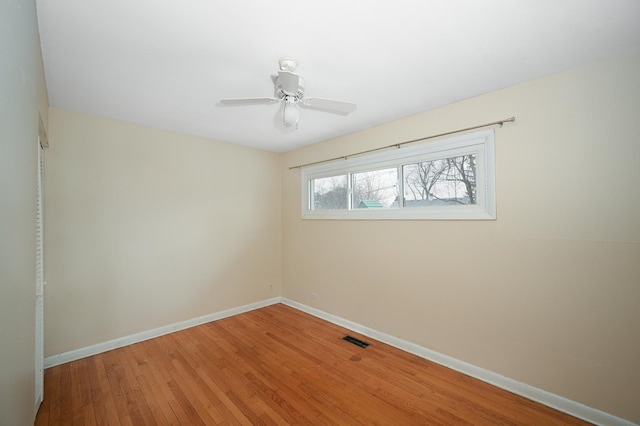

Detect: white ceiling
36,0,640,153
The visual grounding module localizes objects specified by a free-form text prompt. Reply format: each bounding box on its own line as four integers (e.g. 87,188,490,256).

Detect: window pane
403,154,476,206
301,129,495,220
311,175,348,210
352,168,398,208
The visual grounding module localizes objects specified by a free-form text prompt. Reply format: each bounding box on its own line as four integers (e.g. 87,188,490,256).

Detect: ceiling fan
219,58,357,129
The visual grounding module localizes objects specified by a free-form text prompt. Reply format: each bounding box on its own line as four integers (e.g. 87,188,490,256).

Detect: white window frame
301,129,496,220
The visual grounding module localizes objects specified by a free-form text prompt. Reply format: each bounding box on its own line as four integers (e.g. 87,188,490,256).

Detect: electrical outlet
269,284,273,292
311,292,318,299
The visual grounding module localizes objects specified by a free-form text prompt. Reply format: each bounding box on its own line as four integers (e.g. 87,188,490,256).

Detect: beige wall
0,0,49,423
44,109,281,356
282,51,640,423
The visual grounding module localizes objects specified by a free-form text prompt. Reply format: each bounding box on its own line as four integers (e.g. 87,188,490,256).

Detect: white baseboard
43,297,281,369
44,296,634,426
281,298,636,426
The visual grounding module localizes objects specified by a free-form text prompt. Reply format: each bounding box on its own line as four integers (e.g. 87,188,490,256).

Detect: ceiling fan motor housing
275,74,305,100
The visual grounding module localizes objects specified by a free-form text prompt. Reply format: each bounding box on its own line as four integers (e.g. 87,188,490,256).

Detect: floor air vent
343,335,369,348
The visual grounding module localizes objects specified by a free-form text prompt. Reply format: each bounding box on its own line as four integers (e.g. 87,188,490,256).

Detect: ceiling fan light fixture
283,98,301,127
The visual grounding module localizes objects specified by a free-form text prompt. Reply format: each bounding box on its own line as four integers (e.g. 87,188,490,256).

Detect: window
301,129,496,220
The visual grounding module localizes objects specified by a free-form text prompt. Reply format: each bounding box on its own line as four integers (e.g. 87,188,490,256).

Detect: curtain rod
288,116,515,170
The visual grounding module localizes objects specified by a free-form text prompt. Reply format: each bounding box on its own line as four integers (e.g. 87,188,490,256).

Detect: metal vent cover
343,335,369,348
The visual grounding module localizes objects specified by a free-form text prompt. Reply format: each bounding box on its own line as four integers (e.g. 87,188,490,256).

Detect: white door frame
35,138,44,415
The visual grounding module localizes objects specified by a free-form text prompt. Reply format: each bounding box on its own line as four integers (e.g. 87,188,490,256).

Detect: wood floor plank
140,338,205,425
193,366,255,425
36,303,591,425
117,346,162,426
103,349,135,426
164,333,246,424
93,355,122,426
58,363,73,424
84,356,108,426
135,340,192,424
128,342,181,425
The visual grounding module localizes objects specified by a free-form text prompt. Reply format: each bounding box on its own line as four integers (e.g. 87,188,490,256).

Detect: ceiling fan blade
302,97,357,115
219,97,280,106
277,71,300,96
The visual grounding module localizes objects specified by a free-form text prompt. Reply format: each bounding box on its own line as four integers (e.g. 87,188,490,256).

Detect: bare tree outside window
445,154,476,204
404,154,476,206
312,175,348,210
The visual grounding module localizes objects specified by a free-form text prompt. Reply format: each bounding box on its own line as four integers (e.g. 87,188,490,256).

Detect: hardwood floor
35,303,589,425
